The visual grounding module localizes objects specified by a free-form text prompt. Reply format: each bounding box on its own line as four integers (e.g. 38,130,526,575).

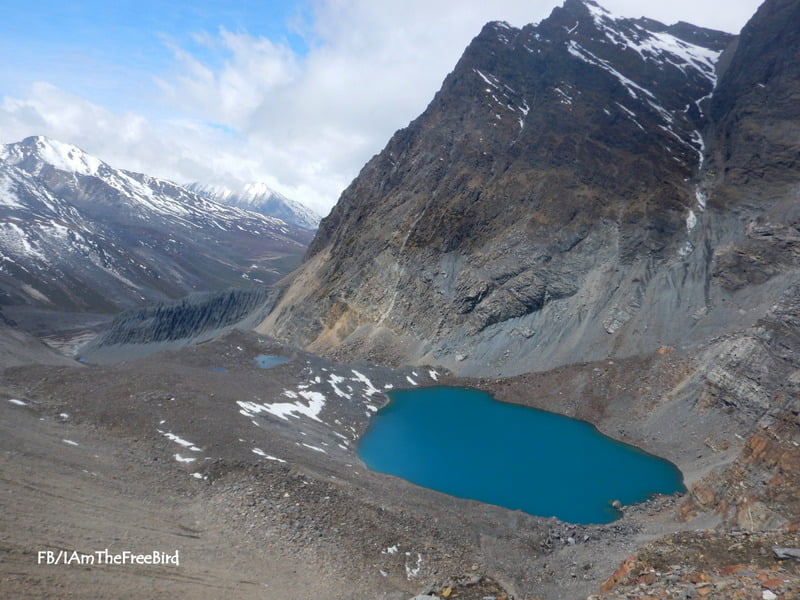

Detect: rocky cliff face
256,0,787,376
78,286,277,363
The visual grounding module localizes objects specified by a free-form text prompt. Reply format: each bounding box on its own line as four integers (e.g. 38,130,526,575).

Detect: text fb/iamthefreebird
37,549,180,566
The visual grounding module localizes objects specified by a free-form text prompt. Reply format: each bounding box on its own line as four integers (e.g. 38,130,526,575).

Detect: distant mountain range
0,136,312,332
186,181,321,230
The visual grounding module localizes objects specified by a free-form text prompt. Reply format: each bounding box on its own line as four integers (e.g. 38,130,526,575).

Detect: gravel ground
1,330,794,599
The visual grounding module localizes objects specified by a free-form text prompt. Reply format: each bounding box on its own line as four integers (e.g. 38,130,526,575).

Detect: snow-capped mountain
186,181,321,230
0,136,313,328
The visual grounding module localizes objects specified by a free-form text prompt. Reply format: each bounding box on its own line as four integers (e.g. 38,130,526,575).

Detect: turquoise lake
357,386,685,524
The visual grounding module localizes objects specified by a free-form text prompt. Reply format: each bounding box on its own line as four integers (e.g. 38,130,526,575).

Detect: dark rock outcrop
79,286,277,363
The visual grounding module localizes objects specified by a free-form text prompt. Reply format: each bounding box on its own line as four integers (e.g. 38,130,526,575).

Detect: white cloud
0,0,762,215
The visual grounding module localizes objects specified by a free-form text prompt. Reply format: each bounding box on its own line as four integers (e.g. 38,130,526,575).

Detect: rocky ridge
257,0,746,376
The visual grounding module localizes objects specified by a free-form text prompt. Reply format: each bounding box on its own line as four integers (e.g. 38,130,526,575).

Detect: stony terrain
1,324,798,599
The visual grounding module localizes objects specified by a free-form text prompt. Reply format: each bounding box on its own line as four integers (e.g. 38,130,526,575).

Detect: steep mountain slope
186,181,322,230
700,0,800,293
0,321,77,367
258,0,747,375
0,137,312,332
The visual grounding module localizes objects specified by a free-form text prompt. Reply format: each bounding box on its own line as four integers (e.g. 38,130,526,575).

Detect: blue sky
0,0,764,214
1,1,309,109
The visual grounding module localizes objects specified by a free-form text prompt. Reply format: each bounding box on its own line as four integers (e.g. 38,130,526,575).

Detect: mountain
5,3,800,599
257,0,756,375
0,136,313,333
186,181,322,230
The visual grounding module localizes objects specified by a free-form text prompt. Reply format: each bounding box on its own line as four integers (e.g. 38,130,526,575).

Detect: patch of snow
34,138,103,176
8,398,28,406
406,376,418,386
695,188,708,210
252,448,287,463
238,390,326,422
568,42,651,101
686,209,697,232
382,545,399,555
688,129,706,169
174,453,196,463
553,86,573,105
405,553,423,579
158,430,202,452
0,174,26,208
301,443,327,454
584,1,612,20
351,370,380,396
585,3,720,83
62,439,79,446
428,370,439,381
328,374,351,399
0,222,47,261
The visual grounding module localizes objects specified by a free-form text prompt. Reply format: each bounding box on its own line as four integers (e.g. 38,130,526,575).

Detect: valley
2,0,799,598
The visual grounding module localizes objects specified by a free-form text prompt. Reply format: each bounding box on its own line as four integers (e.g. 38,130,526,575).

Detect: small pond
254,354,289,369
357,386,684,524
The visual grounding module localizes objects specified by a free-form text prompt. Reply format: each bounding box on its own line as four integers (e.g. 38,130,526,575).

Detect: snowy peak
186,181,321,230
462,0,734,174
542,0,729,83
580,2,724,83
0,136,105,177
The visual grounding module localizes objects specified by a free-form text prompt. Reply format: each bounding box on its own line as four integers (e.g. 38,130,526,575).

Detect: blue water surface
254,354,289,369
358,386,684,524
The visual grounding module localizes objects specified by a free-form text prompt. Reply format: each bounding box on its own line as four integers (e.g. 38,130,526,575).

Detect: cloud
0,0,762,215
